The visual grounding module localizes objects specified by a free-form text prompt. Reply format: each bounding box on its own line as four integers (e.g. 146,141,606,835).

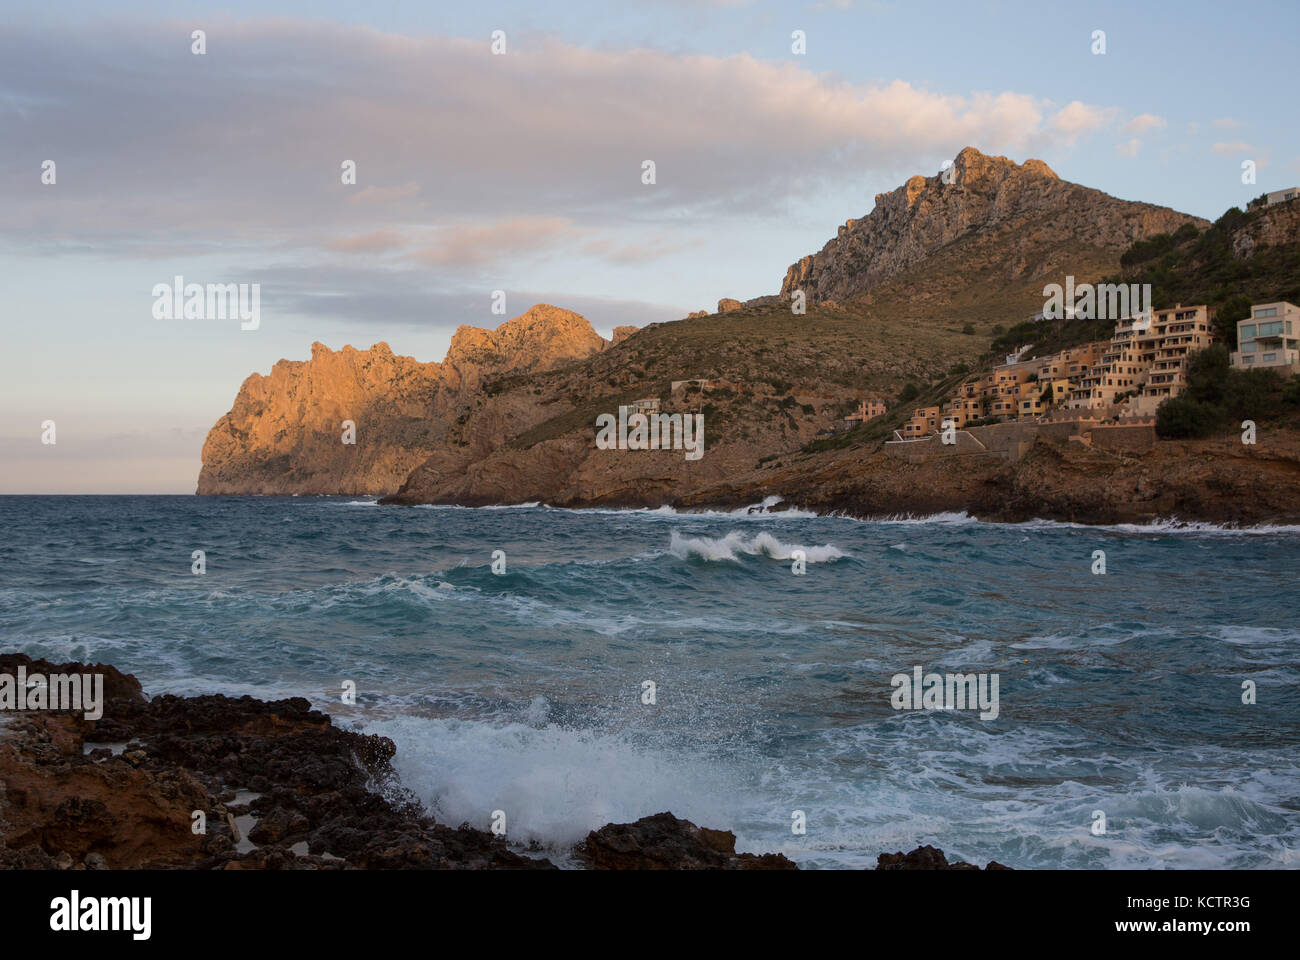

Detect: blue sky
2,0,1296,492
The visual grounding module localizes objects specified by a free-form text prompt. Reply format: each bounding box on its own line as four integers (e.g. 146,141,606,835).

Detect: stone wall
1089,422,1156,453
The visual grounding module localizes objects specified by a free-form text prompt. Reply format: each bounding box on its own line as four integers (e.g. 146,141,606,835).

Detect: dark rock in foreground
877,844,1012,870
578,812,798,870
0,654,550,870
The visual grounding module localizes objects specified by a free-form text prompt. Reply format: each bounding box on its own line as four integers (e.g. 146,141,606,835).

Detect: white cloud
1115,138,1142,158
1123,113,1166,135
0,18,1122,256
1048,101,1119,141
1212,141,1253,155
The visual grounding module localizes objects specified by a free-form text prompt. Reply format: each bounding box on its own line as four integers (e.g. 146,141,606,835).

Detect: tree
1156,395,1221,438
1184,345,1231,405
1215,295,1252,346
962,323,975,335
898,382,920,403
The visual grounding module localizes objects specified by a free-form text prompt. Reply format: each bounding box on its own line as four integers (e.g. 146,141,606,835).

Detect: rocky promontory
197,305,614,496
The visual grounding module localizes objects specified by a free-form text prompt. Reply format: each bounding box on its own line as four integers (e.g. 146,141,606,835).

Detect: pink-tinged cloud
0,17,1126,254
1123,113,1166,135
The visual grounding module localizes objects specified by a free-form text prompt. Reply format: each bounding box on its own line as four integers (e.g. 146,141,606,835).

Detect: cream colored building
1231,302,1300,375
1068,305,1211,415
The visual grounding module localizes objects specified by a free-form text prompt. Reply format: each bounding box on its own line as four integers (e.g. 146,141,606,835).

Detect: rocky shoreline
377,431,1300,529
0,655,1009,871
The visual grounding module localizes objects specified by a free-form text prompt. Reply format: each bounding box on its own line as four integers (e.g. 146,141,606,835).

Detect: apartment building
1231,302,1300,374
1068,305,1211,415
908,305,1211,439
1134,305,1214,412
1035,341,1107,381
1266,187,1299,206
845,398,888,425
902,405,942,439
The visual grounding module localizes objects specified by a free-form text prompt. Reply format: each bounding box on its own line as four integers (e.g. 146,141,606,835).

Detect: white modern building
1231,302,1300,374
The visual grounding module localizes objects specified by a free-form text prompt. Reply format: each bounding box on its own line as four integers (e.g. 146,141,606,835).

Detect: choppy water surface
2,495,1297,868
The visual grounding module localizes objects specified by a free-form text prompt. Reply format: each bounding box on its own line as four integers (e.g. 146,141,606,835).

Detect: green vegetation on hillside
1156,345,1300,438
989,205,1300,362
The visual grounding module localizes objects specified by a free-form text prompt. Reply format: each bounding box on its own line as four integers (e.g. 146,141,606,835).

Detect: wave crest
669,530,844,563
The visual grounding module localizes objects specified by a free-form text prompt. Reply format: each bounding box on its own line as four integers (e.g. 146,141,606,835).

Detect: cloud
407,217,580,267
1213,117,1244,129
1115,138,1142,158
1211,141,1253,156
1123,113,1166,135
0,17,1123,256
325,231,408,253
1048,101,1117,140
237,262,687,333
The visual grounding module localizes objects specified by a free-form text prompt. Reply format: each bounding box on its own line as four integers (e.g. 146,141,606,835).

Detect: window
1241,324,1256,338
1260,322,1284,337
1263,354,1276,362
1242,342,1257,353
1254,307,1277,318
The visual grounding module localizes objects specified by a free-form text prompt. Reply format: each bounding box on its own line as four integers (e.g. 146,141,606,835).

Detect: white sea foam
363,712,737,853
668,530,844,563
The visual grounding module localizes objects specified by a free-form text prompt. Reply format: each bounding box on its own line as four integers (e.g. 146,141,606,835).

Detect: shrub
1156,395,1222,438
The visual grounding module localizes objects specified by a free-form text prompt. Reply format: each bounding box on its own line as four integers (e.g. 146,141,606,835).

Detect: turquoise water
2,494,1297,868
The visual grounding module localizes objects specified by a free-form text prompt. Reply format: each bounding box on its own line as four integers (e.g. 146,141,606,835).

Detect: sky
2,0,1297,493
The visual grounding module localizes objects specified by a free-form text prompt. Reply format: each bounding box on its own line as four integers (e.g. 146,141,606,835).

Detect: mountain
201,147,1269,516
196,305,609,495
779,146,1205,312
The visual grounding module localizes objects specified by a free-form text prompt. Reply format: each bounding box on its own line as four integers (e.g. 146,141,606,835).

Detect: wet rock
578,812,797,870
0,657,557,870
876,844,1012,870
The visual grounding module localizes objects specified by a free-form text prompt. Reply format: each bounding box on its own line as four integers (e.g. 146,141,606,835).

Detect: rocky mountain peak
445,304,607,372
780,146,1204,305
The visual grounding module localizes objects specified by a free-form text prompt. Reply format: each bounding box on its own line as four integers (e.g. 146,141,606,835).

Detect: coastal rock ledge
0,655,997,871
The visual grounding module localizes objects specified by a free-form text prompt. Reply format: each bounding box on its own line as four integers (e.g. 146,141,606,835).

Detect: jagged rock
779,146,1204,306
716,298,742,313
611,325,639,345
197,305,612,496
1232,200,1300,260
876,844,1011,870
577,812,797,870
0,658,557,870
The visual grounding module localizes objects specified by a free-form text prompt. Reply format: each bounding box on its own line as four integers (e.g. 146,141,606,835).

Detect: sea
2,494,1297,869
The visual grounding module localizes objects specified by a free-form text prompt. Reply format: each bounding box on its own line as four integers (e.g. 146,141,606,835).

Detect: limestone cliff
779,146,1206,306
196,305,610,495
